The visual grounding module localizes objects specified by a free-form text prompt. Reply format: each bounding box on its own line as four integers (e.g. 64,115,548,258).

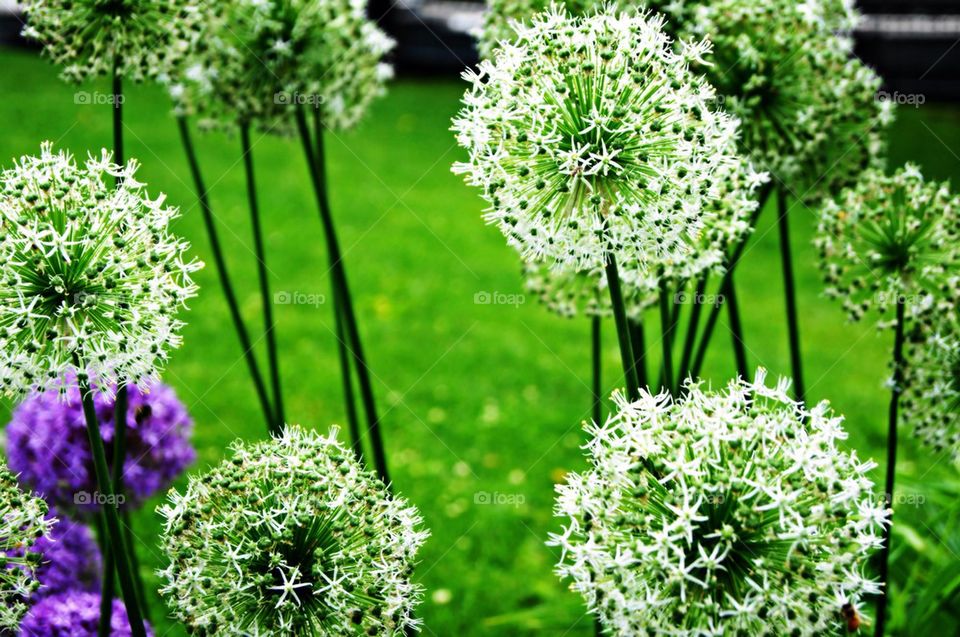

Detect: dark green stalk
603,252,640,401
73,360,146,637
591,316,602,424
628,318,648,391
121,510,146,612
294,106,390,484
176,116,276,434
336,304,363,461
875,298,906,637
111,64,123,175
658,281,675,395
724,277,750,380
689,184,773,379
240,123,285,429
776,189,806,403
677,274,707,386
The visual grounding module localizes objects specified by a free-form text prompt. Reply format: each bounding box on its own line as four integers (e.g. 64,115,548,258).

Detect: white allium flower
453,6,745,276
21,0,207,82
815,164,960,328
158,425,429,636
0,462,54,631
549,371,888,636
172,0,396,132
903,319,960,465
523,158,767,318
0,143,202,397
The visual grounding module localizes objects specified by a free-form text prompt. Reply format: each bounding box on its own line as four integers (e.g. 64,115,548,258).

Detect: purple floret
18,592,153,637
32,512,101,600
6,381,195,516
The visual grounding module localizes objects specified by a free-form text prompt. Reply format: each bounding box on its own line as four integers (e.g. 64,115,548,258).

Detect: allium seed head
549,371,888,636
170,0,396,132
815,164,960,328
0,462,53,631
453,6,746,277
21,0,207,83
0,143,202,397
158,425,429,636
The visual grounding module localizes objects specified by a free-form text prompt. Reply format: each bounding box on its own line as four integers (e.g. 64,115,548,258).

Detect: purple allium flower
18,592,153,637
32,512,101,600
6,381,195,516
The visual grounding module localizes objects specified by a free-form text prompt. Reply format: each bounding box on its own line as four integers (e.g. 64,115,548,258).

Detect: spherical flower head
0,463,53,631
685,0,890,202
158,425,429,636
171,0,395,132
455,7,744,278
903,316,960,466
18,591,153,637
0,143,202,397
549,371,889,636
5,510,102,604
6,378,196,516
523,157,767,319
815,164,960,328
21,0,207,83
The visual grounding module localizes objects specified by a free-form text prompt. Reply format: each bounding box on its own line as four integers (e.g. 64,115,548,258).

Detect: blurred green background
1,46,959,635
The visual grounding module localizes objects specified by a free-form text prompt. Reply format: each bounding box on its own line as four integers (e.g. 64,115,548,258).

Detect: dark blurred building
2,0,960,99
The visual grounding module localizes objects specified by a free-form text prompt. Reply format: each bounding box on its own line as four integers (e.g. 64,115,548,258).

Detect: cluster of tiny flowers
0,463,53,631
158,425,429,636
0,143,201,397
18,591,152,637
27,512,102,601
523,158,766,318
6,378,195,516
682,0,890,202
453,7,745,277
815,164,960,328
902,317,960,465
21,0,206,83
170,0,395,132
549,371,888,636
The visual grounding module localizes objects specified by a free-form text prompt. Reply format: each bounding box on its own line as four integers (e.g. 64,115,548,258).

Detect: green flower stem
875,298,906,637
121,511,146,609
112,62,123,175
336,304,363,461
603,252,640,401
74,362,146,637
240,123,285,429
776,189,806,403
724,277,750,380
294,106,391,485
591,316,602,425
176,116,277,435
628,318,648,391
689,183,773,380
658,281,675,396
677,274,707,385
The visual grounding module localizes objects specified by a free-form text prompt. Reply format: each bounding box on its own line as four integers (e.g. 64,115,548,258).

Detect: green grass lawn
2,45,960,635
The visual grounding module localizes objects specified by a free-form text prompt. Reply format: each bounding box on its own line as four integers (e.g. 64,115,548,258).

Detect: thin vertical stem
603,252,640,401
121,510,146,611
74,362,146,637
776,189,806,403
176,116,276,434
295,106,390,484
658,282,674,395
875,299,906,637
112,64,123,172
591,316,602,424
336,304,363,460
724,277,750,380
628,318,648,391
677,275,707,386
240,123,285,429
